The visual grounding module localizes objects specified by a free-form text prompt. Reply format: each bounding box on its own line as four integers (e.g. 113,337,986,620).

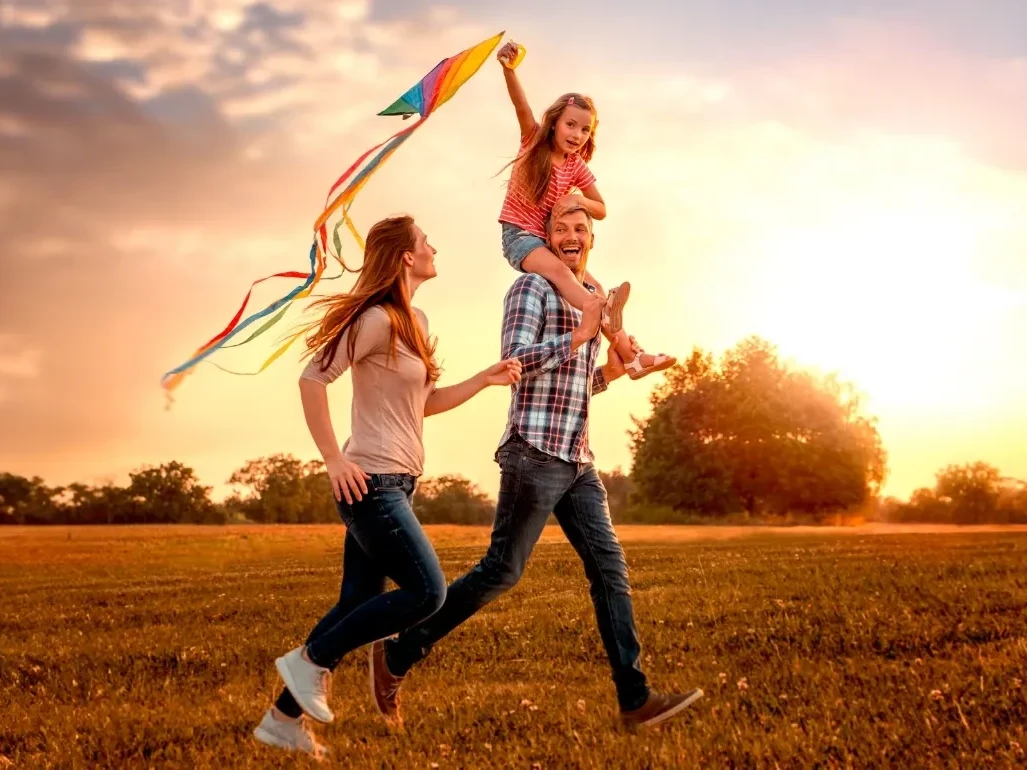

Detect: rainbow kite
160,31,506,403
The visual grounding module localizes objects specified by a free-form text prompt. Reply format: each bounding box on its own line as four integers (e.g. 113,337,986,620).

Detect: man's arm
501,277,570,376
501,276,595,377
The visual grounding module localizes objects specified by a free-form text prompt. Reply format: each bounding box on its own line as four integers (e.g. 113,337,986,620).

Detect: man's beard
553,243,588,280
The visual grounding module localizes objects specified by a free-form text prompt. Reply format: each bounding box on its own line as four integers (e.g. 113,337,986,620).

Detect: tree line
3,337,1023,526
0,458,498,526
878,462,1027,525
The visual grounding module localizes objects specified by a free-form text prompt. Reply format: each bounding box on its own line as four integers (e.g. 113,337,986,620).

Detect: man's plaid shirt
497,273,607,463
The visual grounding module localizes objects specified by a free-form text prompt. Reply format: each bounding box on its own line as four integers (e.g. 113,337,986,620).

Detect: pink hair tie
567,96,575,105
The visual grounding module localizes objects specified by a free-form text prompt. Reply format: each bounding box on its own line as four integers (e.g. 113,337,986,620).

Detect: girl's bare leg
584,269,676,378
519,256,626,332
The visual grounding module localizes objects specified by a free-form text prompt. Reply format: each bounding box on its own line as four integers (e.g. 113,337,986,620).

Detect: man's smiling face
547,207,593,275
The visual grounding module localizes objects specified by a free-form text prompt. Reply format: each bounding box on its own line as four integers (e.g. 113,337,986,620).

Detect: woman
253,215,522,758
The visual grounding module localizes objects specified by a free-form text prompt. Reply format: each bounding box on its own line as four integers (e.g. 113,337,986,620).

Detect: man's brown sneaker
620,689,704,728
369,639,404,723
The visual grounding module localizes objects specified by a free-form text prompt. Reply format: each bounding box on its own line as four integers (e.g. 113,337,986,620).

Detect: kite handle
501,41,526,69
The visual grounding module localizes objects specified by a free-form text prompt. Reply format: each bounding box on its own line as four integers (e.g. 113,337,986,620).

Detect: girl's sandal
602,282,630,334
624,351,676,380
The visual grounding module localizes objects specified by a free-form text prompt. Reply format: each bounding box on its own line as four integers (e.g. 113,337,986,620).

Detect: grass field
2,524,1026,768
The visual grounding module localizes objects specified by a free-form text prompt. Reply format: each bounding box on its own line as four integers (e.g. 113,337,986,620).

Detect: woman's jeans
275,473,446,718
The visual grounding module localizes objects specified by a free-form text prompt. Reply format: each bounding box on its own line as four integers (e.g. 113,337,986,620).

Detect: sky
1,0,1025,503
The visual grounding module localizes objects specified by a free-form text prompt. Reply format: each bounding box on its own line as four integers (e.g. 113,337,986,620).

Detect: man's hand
571,292,606,349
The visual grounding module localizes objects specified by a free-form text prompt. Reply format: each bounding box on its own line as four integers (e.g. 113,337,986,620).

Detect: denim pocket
334,494,354,525
520,441,555,467
338,483,402,527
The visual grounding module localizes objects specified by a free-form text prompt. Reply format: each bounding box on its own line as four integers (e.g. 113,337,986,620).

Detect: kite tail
159,32,503,407
159,242,322,399
159,118,425,405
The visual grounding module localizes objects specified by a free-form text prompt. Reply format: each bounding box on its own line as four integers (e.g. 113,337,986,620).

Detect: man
370,203,703,727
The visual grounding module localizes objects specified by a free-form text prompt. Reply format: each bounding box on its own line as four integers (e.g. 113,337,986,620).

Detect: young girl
495,40,674,380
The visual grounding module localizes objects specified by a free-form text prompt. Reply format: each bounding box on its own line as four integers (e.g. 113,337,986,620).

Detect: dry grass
2,524,1026,768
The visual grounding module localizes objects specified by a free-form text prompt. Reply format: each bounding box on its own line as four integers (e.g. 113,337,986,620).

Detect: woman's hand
325,454,371,504
482,358,523,386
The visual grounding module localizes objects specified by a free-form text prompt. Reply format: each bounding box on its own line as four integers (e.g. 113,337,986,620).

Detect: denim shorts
501,223,547,272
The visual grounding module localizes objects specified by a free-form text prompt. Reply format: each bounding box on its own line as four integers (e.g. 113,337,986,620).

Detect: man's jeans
275,473,446,719
386,435,650,711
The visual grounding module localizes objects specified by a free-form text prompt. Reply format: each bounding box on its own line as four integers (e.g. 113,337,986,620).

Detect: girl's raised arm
497,42,535,140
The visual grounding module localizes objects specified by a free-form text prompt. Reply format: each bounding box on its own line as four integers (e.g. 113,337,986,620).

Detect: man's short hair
545,203,593,234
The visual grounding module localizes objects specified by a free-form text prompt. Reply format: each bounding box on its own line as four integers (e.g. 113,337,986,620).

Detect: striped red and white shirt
498,123,597,239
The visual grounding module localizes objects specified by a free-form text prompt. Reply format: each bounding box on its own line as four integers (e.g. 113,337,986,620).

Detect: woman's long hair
500,92,598,205
301,215,440,383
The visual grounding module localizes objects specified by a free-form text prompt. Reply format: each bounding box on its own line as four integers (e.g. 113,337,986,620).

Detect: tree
899,486,951,523
299,462,344,524
0,472,59,524
1,472,37,524
598,468,634,520
414,475,495,525
228,454,308,524
629,337,887,520
996,478,1027,524
127,462,215,524
59,482,135,525
218,491,259,524
884,462,1027,524
935,462,1002,524
227,455,338,524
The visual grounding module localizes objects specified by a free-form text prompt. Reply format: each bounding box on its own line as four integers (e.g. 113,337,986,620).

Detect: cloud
0,1,506,477
0,47,270,461
718,18,1027,171
1,1,1025,499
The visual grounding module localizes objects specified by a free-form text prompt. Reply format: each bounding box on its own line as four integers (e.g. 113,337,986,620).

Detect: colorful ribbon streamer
161,31,505,404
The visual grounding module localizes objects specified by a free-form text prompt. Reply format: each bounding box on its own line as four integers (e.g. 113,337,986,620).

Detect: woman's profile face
406,223,437,282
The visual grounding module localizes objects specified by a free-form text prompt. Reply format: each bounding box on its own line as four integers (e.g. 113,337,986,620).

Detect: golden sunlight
748,201,1010,412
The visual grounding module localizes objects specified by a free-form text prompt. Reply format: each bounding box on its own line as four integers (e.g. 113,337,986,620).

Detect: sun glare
748,204,1009,413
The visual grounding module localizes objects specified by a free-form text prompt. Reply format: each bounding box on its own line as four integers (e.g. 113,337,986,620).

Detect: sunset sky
2,0,1025,503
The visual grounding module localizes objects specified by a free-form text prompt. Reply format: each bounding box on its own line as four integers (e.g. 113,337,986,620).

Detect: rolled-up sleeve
501,276,574,376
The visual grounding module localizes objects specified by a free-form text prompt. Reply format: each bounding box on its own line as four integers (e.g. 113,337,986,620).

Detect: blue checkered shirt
497,273,607,463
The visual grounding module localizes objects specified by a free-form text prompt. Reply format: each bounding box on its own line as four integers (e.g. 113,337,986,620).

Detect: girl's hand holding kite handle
497,40,525,69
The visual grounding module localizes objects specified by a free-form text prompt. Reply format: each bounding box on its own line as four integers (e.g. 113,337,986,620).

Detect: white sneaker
253,708,329,760
275,647,334,723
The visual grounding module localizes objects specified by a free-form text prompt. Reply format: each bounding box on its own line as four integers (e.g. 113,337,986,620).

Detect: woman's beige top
300,305,436,476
